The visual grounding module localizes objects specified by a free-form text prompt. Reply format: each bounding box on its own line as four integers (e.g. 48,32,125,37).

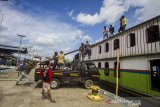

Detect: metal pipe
64,49,78,55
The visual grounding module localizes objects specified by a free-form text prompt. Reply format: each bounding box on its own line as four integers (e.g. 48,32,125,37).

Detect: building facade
85,15,160,96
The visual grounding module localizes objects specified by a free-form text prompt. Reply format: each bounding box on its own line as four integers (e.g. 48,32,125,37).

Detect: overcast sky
0,0,160,59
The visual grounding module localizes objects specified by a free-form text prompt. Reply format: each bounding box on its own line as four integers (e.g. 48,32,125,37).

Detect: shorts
43,82,50,91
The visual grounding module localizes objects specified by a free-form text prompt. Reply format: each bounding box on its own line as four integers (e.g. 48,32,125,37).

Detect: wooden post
116,48,120,96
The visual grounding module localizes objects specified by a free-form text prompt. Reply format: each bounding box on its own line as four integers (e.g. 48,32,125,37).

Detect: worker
84,41,91,59
41,61,56,103
109,25,114,37
103,26,109,39
119,16,127,32
121,16,127,31
57,51,65,70
79,43,85,61
52,52,58,70
16,60,35,85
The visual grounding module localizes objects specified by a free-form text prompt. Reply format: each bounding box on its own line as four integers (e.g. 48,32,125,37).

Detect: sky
0,0,160,59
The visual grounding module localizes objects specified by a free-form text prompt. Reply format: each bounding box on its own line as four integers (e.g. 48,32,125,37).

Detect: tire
50,78,60,89
84,79,93,89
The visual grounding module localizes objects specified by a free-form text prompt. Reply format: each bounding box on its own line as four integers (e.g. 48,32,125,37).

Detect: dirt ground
0,69,136,107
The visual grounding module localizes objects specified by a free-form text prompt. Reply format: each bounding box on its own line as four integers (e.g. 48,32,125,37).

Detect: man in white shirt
103,26,109,39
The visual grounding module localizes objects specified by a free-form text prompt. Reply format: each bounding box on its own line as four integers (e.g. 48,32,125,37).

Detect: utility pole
16,35,26,65
32,49,35,59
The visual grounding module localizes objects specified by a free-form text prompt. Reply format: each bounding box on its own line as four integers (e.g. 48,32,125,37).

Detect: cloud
81,34,92,42
95,37,103,43
74,0,160,26
68,10,74,17
135,0,160,21
68,10,76,20
75,0,128,25
0,1,92,58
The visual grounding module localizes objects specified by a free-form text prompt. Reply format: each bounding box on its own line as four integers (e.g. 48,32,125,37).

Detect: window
98,62,101,68
114,62,120,78
146,25,160,43
104,62,109,76
99,46,101,54
84,64,89,70
129,33,135,47
105,43,109,52
114,39,119,50
86,63,97,70
80,63,90,70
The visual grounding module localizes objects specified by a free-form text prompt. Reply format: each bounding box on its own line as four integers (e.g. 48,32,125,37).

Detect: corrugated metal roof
0,44,27,54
